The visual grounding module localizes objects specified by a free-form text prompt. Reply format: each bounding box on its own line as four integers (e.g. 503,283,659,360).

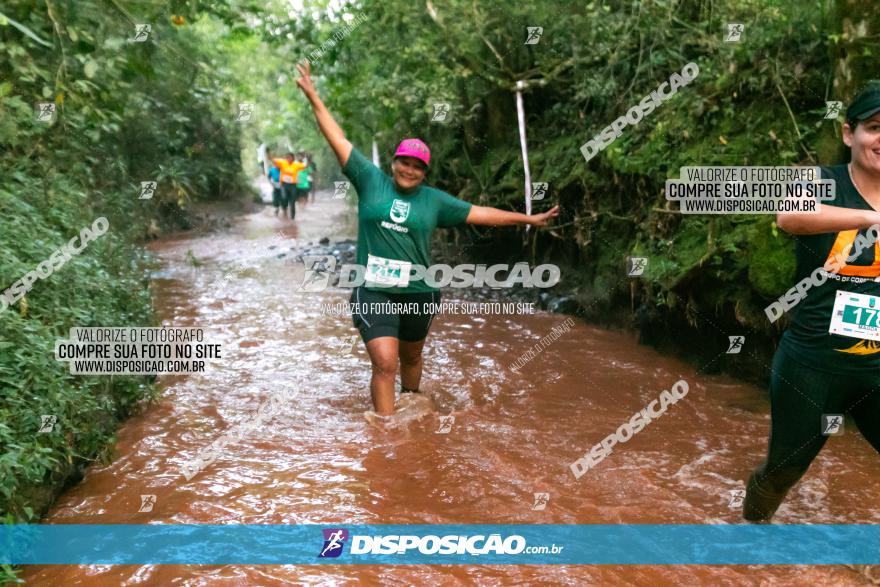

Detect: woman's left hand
530,205,560,227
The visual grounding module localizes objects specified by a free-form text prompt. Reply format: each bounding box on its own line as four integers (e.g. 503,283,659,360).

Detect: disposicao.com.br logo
317,528,563,558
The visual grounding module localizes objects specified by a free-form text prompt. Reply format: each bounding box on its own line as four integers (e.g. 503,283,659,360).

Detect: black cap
846,80,880,123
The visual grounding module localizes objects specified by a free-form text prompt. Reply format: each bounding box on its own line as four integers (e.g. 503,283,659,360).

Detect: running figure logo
139,181,157,200
333,181,350,200
38,414,57,433
318,528,349,558
298,255,337,292
726,336,745,354
530,182,548,201
728,489,746,508
390,199,411,223
132,24,152,42
436,415,455,434
138,494,156,512
724,23,744,43
822,414,844,436
335,334,359,356
825,101,844,120
525,27,543,45
431,103,451,122
531,492,550,511
34,102,56,123
237,103,255,122
627,257,647,277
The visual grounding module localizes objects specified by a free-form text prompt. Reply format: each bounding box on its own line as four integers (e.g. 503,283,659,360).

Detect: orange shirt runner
273,159,306,184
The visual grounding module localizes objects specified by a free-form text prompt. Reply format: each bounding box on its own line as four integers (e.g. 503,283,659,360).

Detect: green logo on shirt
390,199,410,223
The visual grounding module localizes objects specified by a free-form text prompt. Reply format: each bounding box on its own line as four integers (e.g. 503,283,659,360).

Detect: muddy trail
22,189,880,586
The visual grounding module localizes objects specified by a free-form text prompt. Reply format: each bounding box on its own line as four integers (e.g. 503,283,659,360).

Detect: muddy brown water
22,192,880,585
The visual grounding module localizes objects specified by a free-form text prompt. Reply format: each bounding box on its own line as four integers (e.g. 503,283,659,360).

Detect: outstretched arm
778,205,880,235
295,61,353,167
467,205,560,227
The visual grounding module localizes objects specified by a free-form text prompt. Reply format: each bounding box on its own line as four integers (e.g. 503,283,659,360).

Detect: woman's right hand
295,61,316,96
295,59,352,167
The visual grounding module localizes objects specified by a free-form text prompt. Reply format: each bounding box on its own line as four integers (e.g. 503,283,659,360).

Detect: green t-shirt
783,164,880,374
297,165,312,189
342,146,472,294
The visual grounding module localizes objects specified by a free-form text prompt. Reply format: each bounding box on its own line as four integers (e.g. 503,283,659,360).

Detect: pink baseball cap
393,138,430,167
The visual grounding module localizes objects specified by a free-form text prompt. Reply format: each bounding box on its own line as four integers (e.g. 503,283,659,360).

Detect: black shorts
349,286,440,343
295,187,310,200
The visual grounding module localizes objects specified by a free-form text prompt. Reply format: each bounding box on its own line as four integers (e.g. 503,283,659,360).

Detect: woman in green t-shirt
295,61,559,416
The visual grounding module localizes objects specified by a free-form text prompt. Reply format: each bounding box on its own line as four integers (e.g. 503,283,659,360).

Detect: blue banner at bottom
2,524,879,565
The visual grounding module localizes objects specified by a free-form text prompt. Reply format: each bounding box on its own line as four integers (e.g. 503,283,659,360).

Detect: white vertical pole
515,80,531,232
372,138,380,167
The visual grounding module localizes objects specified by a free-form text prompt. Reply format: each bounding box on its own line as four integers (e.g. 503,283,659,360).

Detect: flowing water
22,192,880,586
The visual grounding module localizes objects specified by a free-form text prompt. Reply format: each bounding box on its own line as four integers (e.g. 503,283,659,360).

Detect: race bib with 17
829,290,880,341
366,254,412,287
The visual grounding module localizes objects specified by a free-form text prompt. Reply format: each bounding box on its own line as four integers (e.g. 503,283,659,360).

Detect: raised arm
265,147,280,165
777,204,880,235
467,205,560,227
295,61,353,167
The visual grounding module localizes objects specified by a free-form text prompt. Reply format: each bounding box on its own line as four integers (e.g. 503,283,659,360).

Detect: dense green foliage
0,0,252,553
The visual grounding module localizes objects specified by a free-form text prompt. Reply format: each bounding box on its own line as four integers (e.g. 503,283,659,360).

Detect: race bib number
366,254,411,287
829,291,880,341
